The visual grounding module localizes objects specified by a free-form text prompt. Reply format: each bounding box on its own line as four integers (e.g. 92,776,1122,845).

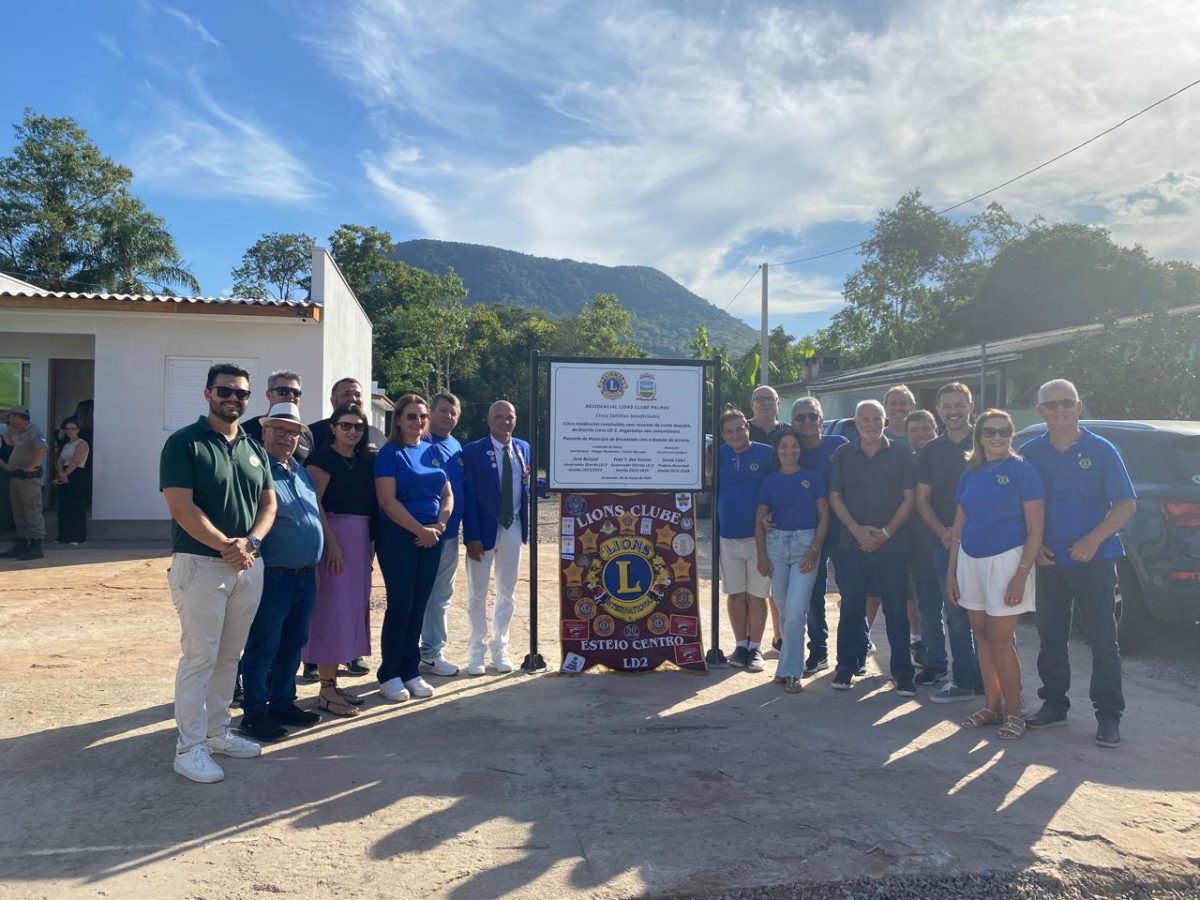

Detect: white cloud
307,1,1200,332
132,77,318,204
96,32,123,58
159,5,221,49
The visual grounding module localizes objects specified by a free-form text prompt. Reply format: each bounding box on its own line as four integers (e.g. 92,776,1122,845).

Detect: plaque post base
705,648,728,668
521,653,548,675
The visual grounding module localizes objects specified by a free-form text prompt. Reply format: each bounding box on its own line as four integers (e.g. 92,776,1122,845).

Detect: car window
1168,434,1200,485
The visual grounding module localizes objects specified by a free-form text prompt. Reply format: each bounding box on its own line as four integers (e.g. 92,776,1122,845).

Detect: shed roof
0,287,320,320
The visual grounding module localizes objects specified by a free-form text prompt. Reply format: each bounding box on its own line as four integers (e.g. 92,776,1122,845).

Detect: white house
0,248,372,536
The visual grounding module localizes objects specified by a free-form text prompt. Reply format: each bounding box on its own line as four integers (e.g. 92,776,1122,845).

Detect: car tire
1115,561,1152,653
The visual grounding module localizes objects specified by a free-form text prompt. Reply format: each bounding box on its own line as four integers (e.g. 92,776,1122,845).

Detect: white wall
311,248,373,417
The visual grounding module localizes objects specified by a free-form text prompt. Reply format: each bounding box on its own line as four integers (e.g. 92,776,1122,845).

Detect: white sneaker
174,746,224,783
207,728,262,759
420,656,460,677
379,677,411,702
491,654,515,674
404,676,434,698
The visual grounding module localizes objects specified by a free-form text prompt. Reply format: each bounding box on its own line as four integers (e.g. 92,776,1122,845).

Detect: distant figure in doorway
53,418,90,545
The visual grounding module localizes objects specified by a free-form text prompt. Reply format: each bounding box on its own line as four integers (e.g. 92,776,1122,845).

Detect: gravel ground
654,865,1200,899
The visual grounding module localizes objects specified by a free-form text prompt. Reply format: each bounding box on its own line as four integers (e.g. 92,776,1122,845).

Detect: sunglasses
270,386,302,399
213,386,251,401
792,412,820,423
981,426,1014,439
1039,398,1077,411
404,412,429,422
335,421,366,432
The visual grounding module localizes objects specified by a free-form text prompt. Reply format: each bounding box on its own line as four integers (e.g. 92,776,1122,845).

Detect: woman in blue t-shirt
374,393,453,704
947,410,1044,740
755,429,829,693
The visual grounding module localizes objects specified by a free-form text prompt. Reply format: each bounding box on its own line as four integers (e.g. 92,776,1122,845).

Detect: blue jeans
766,529,820,678
240,567,317,719
911,552,948,671
806,548,831,658
377,520,443,683
1035,560,1124,721
835,550,913,681
420,534,459,660
932,545,982,690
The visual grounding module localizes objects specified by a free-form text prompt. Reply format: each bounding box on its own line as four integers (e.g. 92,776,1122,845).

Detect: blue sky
4,1,1200,342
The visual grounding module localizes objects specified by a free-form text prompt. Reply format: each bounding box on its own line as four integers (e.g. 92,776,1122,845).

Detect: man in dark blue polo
238,403,325,743
828,400,918,695
1020,379,1136,747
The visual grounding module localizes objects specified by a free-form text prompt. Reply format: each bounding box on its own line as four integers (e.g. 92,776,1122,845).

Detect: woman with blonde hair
947,409,1044,740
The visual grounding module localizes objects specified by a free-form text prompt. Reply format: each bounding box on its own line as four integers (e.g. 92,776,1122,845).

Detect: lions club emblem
996,474,1010,485
1078,457,1093,470
584,535,670,623
597,371,628,400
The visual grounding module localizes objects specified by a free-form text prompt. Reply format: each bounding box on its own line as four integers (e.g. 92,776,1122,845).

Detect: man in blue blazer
461,400,531,675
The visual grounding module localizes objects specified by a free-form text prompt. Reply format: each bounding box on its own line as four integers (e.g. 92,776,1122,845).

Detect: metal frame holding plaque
522,353,725,676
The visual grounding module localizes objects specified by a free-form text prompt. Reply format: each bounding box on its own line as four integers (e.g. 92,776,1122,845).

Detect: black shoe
344,657,370,677
0,539,28,559
17,540,44,560
727,645,749,668
895,676,917,697
231,673,244,708
240,715,287,743
771,638,782,652
271,703,321,727
301,663,320,683
915,667,948,687
746,648,766,672
831,671,853,690
910,640,928,669
1095,718,1121,748
1025,704,1069,730
804,654,829,675
854,663,868,677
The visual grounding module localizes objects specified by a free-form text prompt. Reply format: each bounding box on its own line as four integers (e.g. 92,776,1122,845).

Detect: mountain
391,239,757,356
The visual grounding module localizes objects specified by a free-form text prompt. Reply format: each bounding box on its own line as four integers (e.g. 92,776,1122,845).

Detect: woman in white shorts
947,410,1044,740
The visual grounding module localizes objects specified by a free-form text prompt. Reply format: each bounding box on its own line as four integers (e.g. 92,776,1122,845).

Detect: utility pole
759,263,769,385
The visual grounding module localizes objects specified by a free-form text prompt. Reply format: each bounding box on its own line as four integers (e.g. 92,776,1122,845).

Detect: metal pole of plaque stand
521,349,548,674
705,360,727,667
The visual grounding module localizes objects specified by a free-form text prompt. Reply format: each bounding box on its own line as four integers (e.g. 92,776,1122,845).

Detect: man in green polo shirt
160,363,277,784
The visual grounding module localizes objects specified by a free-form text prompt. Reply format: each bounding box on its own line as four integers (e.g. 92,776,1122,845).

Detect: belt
266,564,317,576
12,470,42,480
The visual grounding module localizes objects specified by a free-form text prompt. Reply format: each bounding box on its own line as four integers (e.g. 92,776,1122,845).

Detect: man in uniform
0,405,48,560
160,364,277,783
420,392,465,677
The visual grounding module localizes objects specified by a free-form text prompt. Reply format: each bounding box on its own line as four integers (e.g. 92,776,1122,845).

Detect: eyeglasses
752,396,778,404
270,386,302,399
792,412,820,423
1039,398,1077,411
404,412,429,422
981,426,1014,439
213,386,251,402
272,428,302,440
336,421,366,432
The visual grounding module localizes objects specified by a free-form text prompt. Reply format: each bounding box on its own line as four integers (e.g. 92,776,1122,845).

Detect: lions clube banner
559,491,707,673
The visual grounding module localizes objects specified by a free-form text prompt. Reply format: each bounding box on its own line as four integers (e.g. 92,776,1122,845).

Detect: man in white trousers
460,401,531,675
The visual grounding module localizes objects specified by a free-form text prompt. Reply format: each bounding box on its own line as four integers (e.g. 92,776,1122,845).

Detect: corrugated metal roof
0,288,317,308
784,304,1200,393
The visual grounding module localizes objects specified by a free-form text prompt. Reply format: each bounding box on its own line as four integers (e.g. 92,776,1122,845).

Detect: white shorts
720,536,771,598
956,545,1036,617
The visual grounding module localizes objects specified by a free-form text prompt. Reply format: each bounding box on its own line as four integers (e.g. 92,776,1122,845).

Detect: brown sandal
996,715,1026,740
961,707,1003,728
319,680,360,718
335,686,362,706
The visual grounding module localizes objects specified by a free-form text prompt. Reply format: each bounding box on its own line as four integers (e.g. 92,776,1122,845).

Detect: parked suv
822,418,859,442
1015,420,1200,649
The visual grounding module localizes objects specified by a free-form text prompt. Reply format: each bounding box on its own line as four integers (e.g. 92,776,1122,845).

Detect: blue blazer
461,435,531,550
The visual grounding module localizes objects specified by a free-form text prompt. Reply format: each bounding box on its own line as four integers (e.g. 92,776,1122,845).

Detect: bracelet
881,527,890,539
1018,561,1032,570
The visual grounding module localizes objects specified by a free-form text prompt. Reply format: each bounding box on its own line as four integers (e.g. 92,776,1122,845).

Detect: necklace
334,447,356,470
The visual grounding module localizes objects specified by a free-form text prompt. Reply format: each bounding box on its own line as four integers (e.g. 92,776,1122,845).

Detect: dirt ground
1,512,1199,899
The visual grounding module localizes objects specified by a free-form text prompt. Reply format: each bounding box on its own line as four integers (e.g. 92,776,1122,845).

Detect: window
0,359,31,412
164,356,258,431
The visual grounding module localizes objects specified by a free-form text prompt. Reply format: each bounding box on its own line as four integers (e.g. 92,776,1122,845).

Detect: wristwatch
246,535,262,553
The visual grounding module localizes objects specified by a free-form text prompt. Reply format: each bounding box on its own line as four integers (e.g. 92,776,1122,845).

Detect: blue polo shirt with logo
954,456,1044,558
1019,427,1136,567
718,441,774,539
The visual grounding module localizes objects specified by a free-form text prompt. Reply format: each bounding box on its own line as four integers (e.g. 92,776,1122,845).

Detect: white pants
466,523,523,659
168,553,264,753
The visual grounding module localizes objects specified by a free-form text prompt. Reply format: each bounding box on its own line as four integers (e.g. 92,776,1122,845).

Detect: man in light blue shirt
420,392,465,676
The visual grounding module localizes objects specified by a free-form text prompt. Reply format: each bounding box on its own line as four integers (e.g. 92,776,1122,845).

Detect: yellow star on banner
563,562,584,586
654,523,675,548
578,530,598,553
670,557,692,581
617,510,638,534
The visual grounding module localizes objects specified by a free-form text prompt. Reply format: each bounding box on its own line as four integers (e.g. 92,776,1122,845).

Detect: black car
1015,420,1200,649
822,417,859,442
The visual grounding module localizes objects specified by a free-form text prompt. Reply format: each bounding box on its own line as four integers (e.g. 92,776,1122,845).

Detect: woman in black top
303,404,377,716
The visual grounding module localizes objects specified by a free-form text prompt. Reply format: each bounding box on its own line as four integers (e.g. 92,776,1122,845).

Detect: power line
767,74,1200,269
722,264,762,311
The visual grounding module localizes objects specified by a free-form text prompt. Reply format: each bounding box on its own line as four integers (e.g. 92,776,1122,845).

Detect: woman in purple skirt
304,403,377,716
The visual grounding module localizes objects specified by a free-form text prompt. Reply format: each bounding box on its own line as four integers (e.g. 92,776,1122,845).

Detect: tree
231,232,316,301
0,109,198,293
549,293,643,358
1066,307,1200,419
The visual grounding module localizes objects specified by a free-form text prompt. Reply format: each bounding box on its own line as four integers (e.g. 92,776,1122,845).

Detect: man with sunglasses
309,377,386,455
243,370,312,464
1020,379,1136,747
160,364,277,783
